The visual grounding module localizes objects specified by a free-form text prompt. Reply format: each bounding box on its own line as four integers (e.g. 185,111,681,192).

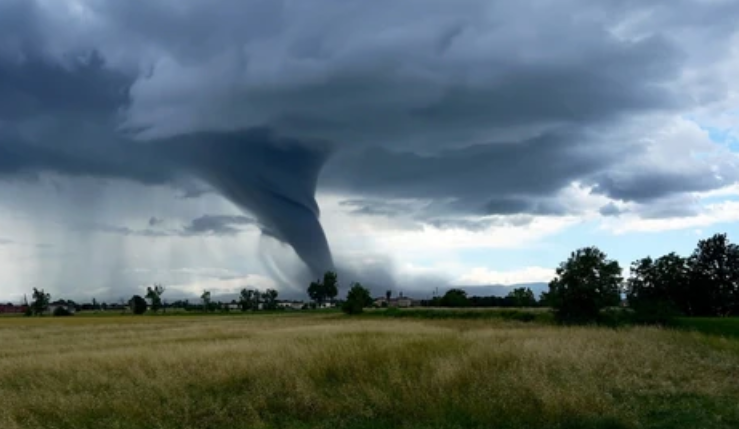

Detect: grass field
1,312,738,429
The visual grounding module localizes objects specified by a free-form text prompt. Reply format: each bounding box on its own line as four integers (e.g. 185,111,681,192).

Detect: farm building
0,303,28,314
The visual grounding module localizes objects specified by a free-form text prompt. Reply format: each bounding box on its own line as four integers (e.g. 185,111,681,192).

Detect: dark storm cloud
339,200,419,218
182,215,255,236
1,0,739,286
322,131,621,217
592,168,739,203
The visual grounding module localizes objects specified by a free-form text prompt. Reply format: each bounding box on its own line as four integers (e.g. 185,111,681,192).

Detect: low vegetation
1,313,738,429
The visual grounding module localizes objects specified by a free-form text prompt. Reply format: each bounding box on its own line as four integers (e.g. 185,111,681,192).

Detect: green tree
201,290,212,312
262,289,279,310
386,290,392,301
239,288,256,311
307,271,340,307
688,233,739,316
507,287,537,307
440,288,469,307
146,284,165,313
627,253,687,323
342,282,373,315
539,290,553,307
548,246,623,324
129,295,147,315
92,298,99,311
30,288,50,316
323,271,339,303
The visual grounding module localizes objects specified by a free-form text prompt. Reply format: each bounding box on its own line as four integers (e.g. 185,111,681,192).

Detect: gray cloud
69,221,169,238
339,199,420,218
1,0,739,292
182,215,255,236
148,217,164,227
70,214,258,238
322,131,621,217
0,238,13,245
599,203,624,217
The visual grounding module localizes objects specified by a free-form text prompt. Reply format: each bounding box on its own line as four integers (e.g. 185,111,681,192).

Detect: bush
500,310,537,323
597,307,633,328
129,295,147,315
52,306,73,317
631,300,678,326
342,283,373,315
439,289,470,307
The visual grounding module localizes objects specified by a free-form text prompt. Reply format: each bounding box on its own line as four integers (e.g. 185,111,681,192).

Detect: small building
0,303,28,314
389,297,413,308
278,301,305,310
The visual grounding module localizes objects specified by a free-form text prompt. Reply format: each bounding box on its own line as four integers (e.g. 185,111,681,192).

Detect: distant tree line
421,287,539,308
546,232,738,324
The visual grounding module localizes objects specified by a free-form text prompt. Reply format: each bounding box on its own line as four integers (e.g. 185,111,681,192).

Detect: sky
1,0,738,303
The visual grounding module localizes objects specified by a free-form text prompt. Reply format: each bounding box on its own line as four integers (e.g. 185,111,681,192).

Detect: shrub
52,306,73,317
129,295,147,315
500,310,537,323
342,283,373,315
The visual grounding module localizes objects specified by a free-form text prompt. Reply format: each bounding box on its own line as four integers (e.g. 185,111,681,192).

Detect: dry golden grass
1,313,738,429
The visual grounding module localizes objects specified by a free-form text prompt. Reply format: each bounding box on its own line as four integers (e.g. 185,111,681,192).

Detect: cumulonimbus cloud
1,0,739,281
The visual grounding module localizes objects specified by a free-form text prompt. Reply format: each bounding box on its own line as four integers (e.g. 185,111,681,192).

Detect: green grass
1,313,738,429
363,306,554,323
675,317,739,338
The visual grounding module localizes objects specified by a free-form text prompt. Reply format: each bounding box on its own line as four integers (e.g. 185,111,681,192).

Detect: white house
278,301,305,310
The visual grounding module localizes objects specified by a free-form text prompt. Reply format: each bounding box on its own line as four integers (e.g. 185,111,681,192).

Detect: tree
239,288,256,311
92,298,99,311
307,280,322,305
688,233,739,316
548,246,623,324
129,295,147,315
342,282,373,315
146,284,166,313
307,271,340,307
386,290,392,301
201,290,212,312
323,271,339,303
30,288,50,316
440,288,469,307
262,289,279,310
507,287,537,307
627,253,688,323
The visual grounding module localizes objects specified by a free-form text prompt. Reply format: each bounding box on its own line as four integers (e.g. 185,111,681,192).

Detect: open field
1,313,738,429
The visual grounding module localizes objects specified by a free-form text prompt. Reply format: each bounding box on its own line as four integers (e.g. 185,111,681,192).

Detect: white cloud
604,200,739,234
453,266,555,286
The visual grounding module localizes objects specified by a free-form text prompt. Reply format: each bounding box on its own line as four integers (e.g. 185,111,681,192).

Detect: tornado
177,128,335,280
